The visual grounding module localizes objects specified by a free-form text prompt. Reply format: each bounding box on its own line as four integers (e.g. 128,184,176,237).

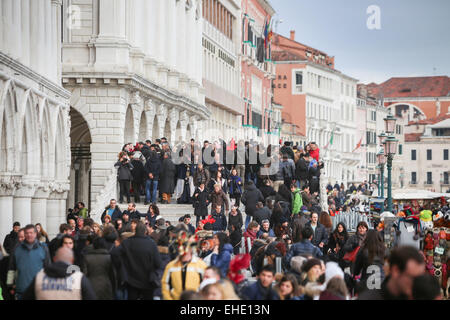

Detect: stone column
144,99,156,139
30,0,44,74
46,197,60,239
13,197,32,227
31,187,50,231
168,108,180,144
179,111,189,143
0,195,14,246
156,104,168,140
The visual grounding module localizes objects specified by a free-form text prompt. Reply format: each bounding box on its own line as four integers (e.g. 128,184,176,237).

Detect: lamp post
377,149,386,212
384,135,398,212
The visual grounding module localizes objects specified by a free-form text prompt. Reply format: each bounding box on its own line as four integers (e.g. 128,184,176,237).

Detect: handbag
343,246,360,262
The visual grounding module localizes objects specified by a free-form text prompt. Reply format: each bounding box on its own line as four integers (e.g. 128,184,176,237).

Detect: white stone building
62,0,211,221
0,0,71,240
202,0,242,142
403,117,450,193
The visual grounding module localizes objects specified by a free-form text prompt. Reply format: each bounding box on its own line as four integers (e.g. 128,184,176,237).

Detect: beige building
404,116,450,193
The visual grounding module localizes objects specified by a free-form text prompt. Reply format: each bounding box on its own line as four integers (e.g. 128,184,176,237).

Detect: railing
331,211,374,233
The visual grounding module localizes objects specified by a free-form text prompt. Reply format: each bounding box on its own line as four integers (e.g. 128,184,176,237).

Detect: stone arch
138,111,148,141
20,91,40,176
40,102,52,179
387,103,426,121
54,110,67,180
0,81,18,173
124,105,135,144
152,114,159,141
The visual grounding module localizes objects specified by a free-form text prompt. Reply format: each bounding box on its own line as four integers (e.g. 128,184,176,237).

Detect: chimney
290,30,295,41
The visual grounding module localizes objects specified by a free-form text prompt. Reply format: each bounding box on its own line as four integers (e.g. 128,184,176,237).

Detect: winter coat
295,158,309,181
211,243,233,277
81,247,115,300
101,206,122,223
257,227,275,238
243,229,258,253
115,160,134,181
280,146,295,161
193,187,209,217
291,189,303,215
130,159,146,183
241,183,264,217
193,168,210,187
8,240,51,294
353,248,385,288
253,207,272,226
210,189,230,211
161,256,207,300
228,175,243,195
241,280,280,300
284,239,323,266
118,235,162,290
208,178,228,195
259,185,276,200
210,212,227,232
3,231,18,254
343,232,366,253
160,158,176,194
144,152,162,180
306,222,329,247
21,261,96,300
228,210,243,232
230,228,243,255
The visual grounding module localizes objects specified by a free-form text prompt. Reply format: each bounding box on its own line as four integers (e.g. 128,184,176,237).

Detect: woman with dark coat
353,230,385,293
115,152,134,204
241,181,264,229
193,183,209,226
228,206,243,232
142,204,160,228
327,222,349,262
130,154,146,203
159,152,176,204
81,237,116,300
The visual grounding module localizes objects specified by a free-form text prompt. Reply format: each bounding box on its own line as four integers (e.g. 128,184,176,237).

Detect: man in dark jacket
253,202,272,226
358,246,425,300
122,202,142,221
101,199,122,223
193,163,210,188
130,153,146,203
211,205,227,232
306,212,328,250
22,247,96,300
2,222,21,254
193,183,209,226
144,150,161,205
296,153,310,189
240,265,279,300
209,184,230,214
241,181,264,230
284,227,323,267
280,141,295,161
118,221,162,300
160,152,176,204
115,153,134,204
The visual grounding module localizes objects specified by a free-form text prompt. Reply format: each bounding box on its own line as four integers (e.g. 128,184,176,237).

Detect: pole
380,164,385,212
387,155,393,212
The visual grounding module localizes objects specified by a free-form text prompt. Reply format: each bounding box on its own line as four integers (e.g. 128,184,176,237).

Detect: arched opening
164,119,171,141
0,89,16,172
40,105,51,178
152,115,159,142
69,107,92,211
124,105,135,144
138,112,148,141
21,123,28,175
55,112,66,181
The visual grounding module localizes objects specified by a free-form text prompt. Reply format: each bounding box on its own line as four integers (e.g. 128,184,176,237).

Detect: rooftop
366,76,450,98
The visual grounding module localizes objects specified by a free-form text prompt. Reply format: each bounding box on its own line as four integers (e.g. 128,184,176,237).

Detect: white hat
325,261,344,285
199,277,218,290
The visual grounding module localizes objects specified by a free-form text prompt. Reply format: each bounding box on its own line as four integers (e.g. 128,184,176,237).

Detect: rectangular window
411,172,417,184
444,172,449,184
411,150,416,160
294,71,303,93
426,172,432,184
444,149,449,160
427,149,432,160
399,144,403,155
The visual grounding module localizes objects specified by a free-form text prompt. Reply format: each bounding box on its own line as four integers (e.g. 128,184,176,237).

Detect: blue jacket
229,175,243,195
284,240,323,267
211,243,233,277
8,240,51,294
257,228,275,238
241,280,280,300
211,213,227,232
306,222,329,247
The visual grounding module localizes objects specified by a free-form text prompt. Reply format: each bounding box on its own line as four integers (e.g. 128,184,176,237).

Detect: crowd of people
0,137,448,300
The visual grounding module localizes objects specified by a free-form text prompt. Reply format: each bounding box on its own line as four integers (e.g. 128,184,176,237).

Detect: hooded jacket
291,188,303,215
211,243,233,278
241,183,264,217
81,247,116,300
22,261,96,300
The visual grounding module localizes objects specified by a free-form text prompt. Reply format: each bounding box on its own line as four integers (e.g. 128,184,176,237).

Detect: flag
263,18,269,48
324,130,334,150
352,136,363,152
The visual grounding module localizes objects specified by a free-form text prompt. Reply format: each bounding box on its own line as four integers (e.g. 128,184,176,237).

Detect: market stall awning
392,189,450,200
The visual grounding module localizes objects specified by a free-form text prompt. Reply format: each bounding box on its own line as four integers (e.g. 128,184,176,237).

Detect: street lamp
384,135,398,212
378,132,388,146
377,148,386,212
384,112,397,134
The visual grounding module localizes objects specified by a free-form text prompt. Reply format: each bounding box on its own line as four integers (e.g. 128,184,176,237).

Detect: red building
241,0,276,142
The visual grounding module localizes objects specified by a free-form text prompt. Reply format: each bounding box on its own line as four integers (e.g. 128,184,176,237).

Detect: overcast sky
271,0,450,84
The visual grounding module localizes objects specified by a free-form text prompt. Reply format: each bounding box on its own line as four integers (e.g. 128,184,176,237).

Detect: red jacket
310,148,320,162
243,229,257,253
